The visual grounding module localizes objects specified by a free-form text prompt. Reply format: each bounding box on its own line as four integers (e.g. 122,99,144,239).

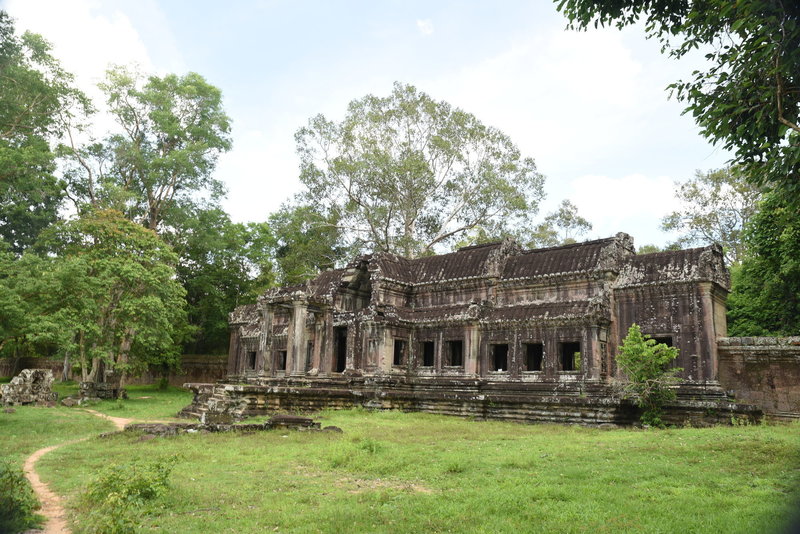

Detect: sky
2,0,732,248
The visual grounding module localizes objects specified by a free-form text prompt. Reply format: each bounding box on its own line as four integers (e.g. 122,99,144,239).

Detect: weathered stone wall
718,337,800,420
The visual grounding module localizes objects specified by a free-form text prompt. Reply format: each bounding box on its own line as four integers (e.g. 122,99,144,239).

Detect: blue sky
3,0,731,248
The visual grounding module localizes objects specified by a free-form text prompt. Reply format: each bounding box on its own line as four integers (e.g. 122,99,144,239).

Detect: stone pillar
258,303,274,376
464,324,479,376
288,300,308,376
699,282,719,382
311,313,324,372
227,328,240,377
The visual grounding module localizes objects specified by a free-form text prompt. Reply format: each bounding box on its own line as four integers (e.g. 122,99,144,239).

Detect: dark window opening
393,339,406,366
247,351,257,370
560,342,581,371
421,341,435,367
276,350,287,371
306,341,314,370
491,344,509,371
334,327,347,373
446,340,463,367
524,343,543,371
652,336,673,347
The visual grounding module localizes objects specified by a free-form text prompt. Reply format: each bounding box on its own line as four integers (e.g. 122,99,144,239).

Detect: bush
76,455,178,534
616,324,682,427
0,460,43,533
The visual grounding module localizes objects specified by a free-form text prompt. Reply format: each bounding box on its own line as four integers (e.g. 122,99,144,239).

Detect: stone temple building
185,233,760,425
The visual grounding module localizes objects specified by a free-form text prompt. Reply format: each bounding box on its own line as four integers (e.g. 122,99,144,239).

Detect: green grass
27,408,800,534
76,384,193,420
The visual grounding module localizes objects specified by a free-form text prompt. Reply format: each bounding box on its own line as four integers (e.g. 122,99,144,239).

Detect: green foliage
32,209,190,381
527,199,593,248
169,207,274,353
77,455,178,534
61,65,232,232
268,204,345,285
661,166,761,265
727,192,800,336
0,11,88,253
557,1,800,206
296,82,545,258
0,459,43,533
616,324,682,427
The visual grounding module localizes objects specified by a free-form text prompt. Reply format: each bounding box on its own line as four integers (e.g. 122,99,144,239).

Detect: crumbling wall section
718,337,800,420
0,369,57,405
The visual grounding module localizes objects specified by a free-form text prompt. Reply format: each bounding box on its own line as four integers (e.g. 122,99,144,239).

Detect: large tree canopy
62,65,232,232
295,82,545,258
0,12,87,252
557,0,800,202
661,166,761,265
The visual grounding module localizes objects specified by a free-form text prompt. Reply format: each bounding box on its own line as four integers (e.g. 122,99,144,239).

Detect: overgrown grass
33,408,800,534
77,384,192,420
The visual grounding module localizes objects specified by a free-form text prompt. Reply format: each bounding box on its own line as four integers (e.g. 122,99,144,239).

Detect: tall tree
61,65,232,232
295,82,545,258
169,207,275,354
557,1,800,204
268,204,345,285
727,192,800,336
0,12,88,252
527,199,593,248
35,209,190,388
661,166,761,265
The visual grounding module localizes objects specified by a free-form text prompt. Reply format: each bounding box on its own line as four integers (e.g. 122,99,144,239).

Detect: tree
268,204,345,285
295,82,545,258
557,1,800,204
169,208,275,354
35,209,190,389
616,323,682,427
527,199,592,248
61,65,232,232
0,12,88,252
727,192,800,336
661,166,761,265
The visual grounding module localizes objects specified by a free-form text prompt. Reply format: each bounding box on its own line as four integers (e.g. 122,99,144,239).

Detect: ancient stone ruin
183,234,764,425
0,369,58,406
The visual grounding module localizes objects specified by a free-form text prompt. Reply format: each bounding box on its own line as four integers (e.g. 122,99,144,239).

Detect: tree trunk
61,352,70,382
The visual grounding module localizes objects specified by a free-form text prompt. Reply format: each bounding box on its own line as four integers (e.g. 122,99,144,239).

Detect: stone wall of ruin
717,337,800,419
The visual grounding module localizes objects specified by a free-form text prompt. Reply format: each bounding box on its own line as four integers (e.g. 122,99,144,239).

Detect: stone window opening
247,351,257,370
490,343,509,372
306,341,314,371
523,343,543,371
421,341,435,367
393,339,406,366
651,336,673,347
334,326,347,372
445,340,463,367
276,350,287,371
559,342,581,372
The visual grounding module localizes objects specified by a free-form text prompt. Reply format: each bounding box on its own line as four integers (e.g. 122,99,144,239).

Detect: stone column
258,303,274,376
227,328,240,377
464,324,480,376
699,282,718,382
288,300,308,376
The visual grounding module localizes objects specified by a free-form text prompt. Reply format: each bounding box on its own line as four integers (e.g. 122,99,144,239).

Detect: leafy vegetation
295,82,545,258
616,324,682,427
0,459,43,533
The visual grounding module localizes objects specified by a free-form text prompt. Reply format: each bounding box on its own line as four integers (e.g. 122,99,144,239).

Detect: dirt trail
22,409,136,533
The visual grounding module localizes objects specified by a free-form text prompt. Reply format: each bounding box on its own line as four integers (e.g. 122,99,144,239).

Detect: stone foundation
182,376,760,427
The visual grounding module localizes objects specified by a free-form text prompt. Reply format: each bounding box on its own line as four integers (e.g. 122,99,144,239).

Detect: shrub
76,455,178,534
616,324,682,427
0,460,43,533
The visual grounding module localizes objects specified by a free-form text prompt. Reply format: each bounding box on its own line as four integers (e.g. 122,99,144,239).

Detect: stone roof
616,244,730,289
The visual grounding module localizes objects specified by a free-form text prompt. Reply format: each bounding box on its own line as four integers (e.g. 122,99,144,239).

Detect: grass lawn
26,407,800,534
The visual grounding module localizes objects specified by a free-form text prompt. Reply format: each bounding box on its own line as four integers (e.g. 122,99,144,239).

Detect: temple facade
187,233,757,425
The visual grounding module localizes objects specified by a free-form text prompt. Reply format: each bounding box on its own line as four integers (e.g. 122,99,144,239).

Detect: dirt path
22,410,137,533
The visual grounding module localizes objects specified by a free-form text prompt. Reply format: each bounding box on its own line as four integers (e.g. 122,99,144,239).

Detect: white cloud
416,19,434,36
218,129,302,223
567,173,681,246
